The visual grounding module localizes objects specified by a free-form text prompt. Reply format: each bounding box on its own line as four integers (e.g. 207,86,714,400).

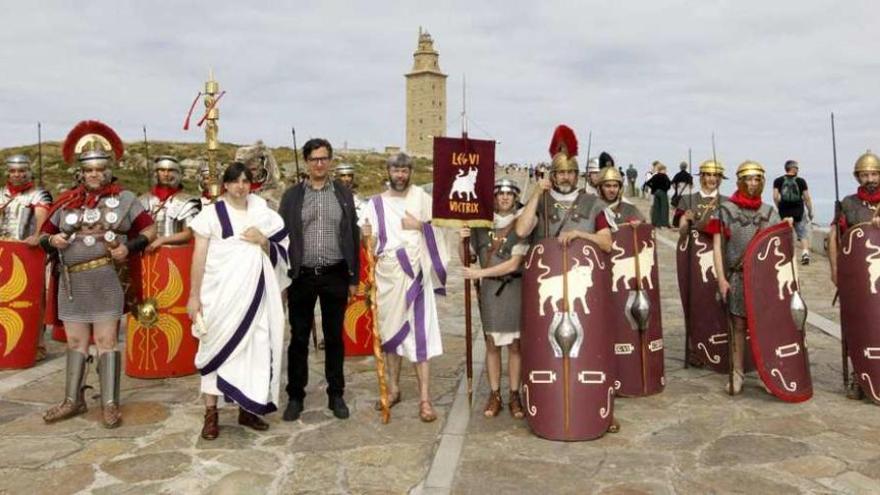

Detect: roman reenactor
594,167,664,398
460,178,528,419
235,141,283,210
829,150,880,403
675,160,734,370
712,161,812,402
39,120,156,427
0,155,53,366
139,156,201,250
515,125,618,441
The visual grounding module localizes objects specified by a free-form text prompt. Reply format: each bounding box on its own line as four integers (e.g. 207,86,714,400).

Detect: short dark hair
784,160,799,171
303,138,333,160
222,161,254,184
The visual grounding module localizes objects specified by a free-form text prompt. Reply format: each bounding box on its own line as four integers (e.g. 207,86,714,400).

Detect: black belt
300,261,345,276
486,273,522,296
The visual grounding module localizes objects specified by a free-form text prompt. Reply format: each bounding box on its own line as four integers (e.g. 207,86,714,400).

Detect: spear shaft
292,127,301,183
37,122,43,187
831,113,848,390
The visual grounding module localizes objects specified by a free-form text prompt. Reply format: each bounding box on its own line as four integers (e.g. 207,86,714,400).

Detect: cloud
1,0,878,209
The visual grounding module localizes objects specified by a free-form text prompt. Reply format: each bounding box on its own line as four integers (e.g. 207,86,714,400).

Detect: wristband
39,235,57,254
125,234,150,253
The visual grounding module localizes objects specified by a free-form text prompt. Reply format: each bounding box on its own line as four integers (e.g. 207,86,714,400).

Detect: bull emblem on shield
535,250,594,317
611,240,655,292
757,237,798,300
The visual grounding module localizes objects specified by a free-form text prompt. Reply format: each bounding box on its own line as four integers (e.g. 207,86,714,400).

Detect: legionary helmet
597,165,624,186
586,158,600,175
5,154,33,181
493,178,521,198
335,163,355,176
735,160,766,195
698,159,725,176
548,124,579,174
152,155,183,187
853,150,880,178
62,120,124,186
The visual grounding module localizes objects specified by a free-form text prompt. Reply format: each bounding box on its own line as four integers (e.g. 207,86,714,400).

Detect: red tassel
196,91,226,128
183,92,202,131
62,120,124,164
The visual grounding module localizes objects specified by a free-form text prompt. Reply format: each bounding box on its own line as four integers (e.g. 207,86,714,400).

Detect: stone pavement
1,177,878,494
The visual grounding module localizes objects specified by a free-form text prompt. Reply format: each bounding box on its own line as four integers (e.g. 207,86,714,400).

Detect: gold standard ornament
183,70,225,201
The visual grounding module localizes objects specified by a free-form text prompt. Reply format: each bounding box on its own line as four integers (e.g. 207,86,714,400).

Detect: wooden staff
463,229,474,406
364,230,390,423
561,240,571,434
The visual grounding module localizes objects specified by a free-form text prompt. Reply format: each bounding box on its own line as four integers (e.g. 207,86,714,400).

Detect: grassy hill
0,141,434,197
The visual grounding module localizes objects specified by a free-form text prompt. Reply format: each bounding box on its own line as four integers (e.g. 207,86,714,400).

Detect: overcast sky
2,1,878,209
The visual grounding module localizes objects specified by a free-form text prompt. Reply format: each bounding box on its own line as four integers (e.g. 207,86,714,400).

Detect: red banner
431,135,495,228
0,241,46,369
343,245,374,356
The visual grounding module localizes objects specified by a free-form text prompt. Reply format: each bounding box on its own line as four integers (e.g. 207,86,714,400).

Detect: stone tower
405,28,447,157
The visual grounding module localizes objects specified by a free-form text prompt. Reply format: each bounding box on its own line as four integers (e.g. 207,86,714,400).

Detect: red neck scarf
151,184,182,202
250,182,262,192
857,186,880,204
201,189,213,200
51,183,124,214
729,190,762,210
5,182,34,196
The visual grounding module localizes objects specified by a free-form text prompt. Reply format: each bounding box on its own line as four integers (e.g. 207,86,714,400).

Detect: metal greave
97,351,121,406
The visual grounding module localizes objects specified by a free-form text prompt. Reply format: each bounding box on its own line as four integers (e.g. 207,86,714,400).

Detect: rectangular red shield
0,241,46,369
431,136,495,228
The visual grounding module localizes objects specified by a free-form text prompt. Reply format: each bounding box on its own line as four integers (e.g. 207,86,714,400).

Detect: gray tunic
840,194,878,231
50,190,148,323
718,201,780,317
679,192,727,231
532,189,599,241
470,215,527,336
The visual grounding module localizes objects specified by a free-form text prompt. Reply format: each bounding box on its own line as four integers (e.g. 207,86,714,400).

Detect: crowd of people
1,120,877,443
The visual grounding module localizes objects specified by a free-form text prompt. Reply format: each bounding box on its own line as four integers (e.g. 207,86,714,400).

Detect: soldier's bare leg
728,316,746,394
507,339,524,419
374,353,403,411
483,336,503,417
415,361,436,422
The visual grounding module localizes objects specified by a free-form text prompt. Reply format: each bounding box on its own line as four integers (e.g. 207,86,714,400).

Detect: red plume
62,120,125,164
548,124,578,159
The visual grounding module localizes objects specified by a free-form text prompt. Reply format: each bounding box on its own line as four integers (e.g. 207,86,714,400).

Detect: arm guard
125,234,150,253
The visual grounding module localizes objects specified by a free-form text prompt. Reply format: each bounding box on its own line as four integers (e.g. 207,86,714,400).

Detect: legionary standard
834,151,880,404
0,155,50,369
432,132,496,401
519,125,617,441
126,156,201,378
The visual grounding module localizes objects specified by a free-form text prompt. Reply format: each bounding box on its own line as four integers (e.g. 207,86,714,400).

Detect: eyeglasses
307,156,331,164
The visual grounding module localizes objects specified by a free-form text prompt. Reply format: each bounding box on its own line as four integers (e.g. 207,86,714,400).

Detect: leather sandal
201,406,219,440
846,373,865,400
508,390,525,419
419,400,437,423
607,418,620,433
374,391,401,411
483,390,502,418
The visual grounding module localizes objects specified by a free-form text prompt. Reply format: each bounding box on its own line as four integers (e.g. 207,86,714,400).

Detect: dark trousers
286,264,348,401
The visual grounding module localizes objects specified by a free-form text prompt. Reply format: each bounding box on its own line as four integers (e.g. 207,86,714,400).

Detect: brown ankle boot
483,390,502,418
202,406,219,440
238,407,269,431
508,390,525,419
846,373,865,400
43,350,90,423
